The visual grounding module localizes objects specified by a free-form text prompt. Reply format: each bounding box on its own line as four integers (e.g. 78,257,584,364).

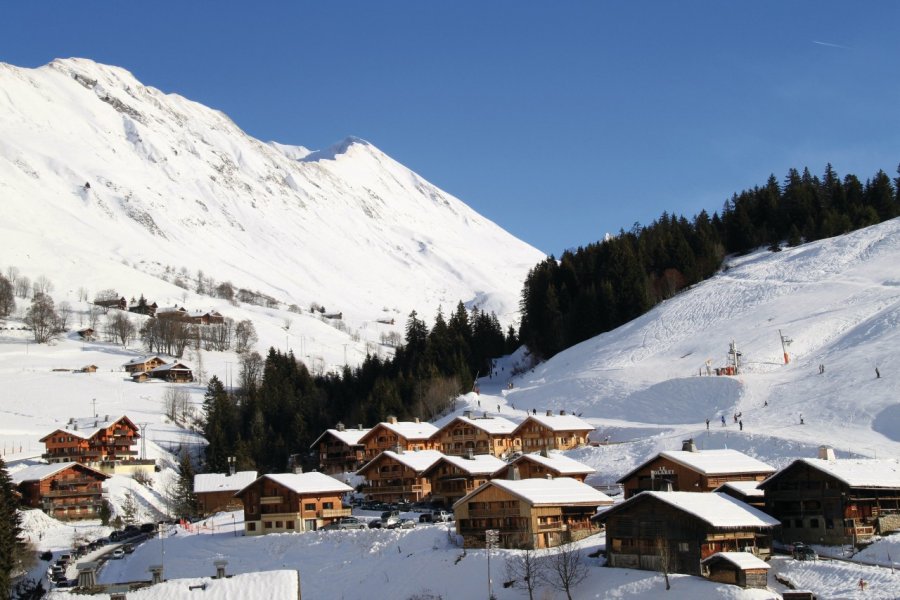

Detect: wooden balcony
43,489,103,498
468,507,520,518
260,496,283,505
319,508,352,519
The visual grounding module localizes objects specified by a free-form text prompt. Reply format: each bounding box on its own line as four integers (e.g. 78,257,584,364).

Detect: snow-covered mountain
0,58,542,331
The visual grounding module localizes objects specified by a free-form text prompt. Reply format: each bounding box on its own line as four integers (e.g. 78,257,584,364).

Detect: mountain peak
302,136,372,162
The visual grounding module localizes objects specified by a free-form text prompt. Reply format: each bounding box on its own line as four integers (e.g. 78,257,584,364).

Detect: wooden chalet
193,470,258,515
40,415,140,467
454,477,612,550
12,462,109,521
618,440,776,499
128,296,158,317
715,481,765,509
757,447,900,545
155,305,189,319
79,365,99,373
94,296,127,311
76,328,95,340
599,491,780,577
143,361,194,383
421,453,507,507
495,449,594,482
701,552,771,589
309,423,370,474
432,412,517,458
123,356,167,374
510,410,593,453
189,310,225,325
358,416,439,459
356,449,444,503
235,472,352,535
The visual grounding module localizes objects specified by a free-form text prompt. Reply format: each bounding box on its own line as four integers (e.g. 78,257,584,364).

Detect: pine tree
172,450,198,519
0,456,23,596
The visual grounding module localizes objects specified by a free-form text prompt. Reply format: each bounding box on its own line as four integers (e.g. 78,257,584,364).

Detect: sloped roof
513,413,593,434
40,415,138,442
504,451,595,476
715,480,764,498
150,362,192,373
600,492,780,529
11,461,108,484
237,471,352,496
618,449,775,483
123,355,165,366
455,477,612,509
422,453,507,477
358,449,445,475
309,427,371,449
360,420,439,443
701,551,771,570
193,471,258,494
760,458,900,489
448,414,518,435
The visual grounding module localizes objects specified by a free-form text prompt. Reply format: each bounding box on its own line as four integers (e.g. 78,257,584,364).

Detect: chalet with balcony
142,361,194,383
309,423,370,474
156,305,189,319
128,296,158,317
757,447,900,545
235,471,352,536
357,449,443,503
194,470,258,515
715,481,765,509
511,411,593,453
495,449,594,482
454,477,612,550
123,356,166,374
189,310,225,325
12,462,109,521
40,415,141,469
94,296,127,311
432,412,517,458
421,453,507,507
599,491,780,577
618,441,776,499
358,416,439,459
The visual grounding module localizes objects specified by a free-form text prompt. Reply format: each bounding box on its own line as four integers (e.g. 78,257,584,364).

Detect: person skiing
721,415,726,426
705,418,710,430
739,420,743,431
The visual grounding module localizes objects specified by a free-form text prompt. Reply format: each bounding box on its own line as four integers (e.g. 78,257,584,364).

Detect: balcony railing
260,496,283,505
319,508,352,519
537,522,563,531
468,508,520,518
43,489,103,498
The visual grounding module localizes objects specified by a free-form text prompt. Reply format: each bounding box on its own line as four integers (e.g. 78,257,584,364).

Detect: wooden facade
358,417,438,459
14,462,109,521
701,552,770,589
356,450,442,503
236,473,352,536
310,425,370,475
194,471,258,516
600,492,778,577
123,356,166,373
431,414,516,458
510,412,592,454
758,457,900,545
421,455,507,508
454,478,610,550
496,451,593,482
40,415,140,466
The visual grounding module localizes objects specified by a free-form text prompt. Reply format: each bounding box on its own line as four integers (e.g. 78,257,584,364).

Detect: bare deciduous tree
234,319,258,354
0,275,15,318
505,547,545,600
164,386,192,423
415,376,461,420
24,293,58,343
541,542,589,600
655,536,672,591
56,301,72,331
4,266,18,286
107,311,136,347
239,350,263,397
32,275,54,297
15,275,30,299
88,304,103,330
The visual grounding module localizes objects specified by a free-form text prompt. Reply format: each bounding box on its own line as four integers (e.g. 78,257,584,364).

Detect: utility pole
138,423,149,460
91,398,98,418
779,329,792,364
485,529,499,599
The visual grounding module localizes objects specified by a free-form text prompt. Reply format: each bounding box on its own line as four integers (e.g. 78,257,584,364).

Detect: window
323,502,333,509
825,518,834,529
286,521,294,529
304,503,316,511
678,542,689,553
264,521,272,529
810,518,820,529
275,521,283,528
247,522,256,531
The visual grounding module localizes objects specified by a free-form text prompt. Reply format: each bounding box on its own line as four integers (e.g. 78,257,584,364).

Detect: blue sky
3,2,899,256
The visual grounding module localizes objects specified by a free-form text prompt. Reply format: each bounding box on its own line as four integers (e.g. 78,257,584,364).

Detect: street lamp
485,528,500,599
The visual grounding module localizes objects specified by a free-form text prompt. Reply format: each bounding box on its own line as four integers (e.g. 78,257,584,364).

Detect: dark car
140,523,158,534
39,550,53,561
368,520,383,529
418,513,433,523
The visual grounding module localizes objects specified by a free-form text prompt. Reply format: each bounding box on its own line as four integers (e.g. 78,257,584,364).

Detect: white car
111,548,125,560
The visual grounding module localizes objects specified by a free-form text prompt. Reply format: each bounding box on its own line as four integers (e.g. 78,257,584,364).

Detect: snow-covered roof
377,420,439,440
11,461,108,483
450,414,518,435
46,569,299,600
763,458,900,489
239,471,352,496
603,492,780,529
506,450,595,476
715,480,764,497
41,414,136,441
514,413,593,433
308,427,371,449
193,471,258,494
123,355,165,366
424,453,508,476
456,477,612,508
150,362,192,373
358,449,445,475
618,449,775,483
701,551,771,570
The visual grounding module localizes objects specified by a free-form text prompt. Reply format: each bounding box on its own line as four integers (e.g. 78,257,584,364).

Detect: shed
701,551,770,588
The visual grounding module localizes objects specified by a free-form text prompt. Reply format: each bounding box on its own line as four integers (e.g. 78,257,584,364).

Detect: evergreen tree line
520,164,900,360
202,302,515,474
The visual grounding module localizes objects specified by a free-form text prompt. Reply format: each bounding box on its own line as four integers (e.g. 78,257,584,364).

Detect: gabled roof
617,449,775,483
701,551,771,570
422,453,508,477
193,471,258,494
715,480,764,498
11,461,109,484
454,477,612,509
512,413,593,434
502,451,595,476
123,355,166,367
149,362,192,373
758,457,900,490
39,415,139,442
236,471,352,497
357,449,444,475
359,420,439,443
309,427,371,449
599,491,780,529
442,414,517,435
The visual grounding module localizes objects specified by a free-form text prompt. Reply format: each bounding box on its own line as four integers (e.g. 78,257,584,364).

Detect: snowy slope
0,58,542,333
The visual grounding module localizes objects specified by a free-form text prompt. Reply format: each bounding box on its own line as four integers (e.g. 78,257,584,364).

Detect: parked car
111,548,125,560
322,517,367,531
122,543,135,554
39,550,53,561
397,518,416,529
792,543,818,561
432,510,453,523
418,513,434,523
140,522,158,534
380,510,401,527
367,520,383,529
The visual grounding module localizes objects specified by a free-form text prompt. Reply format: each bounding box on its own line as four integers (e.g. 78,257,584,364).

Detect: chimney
336,422,345,432
818,446,836,461
214,560,228,579
394,444,403,455
682,439,698,453
464,410,472,419
149,565,164,585
559,410,566,416
414,417,420,423
466,449,474,460
545,473,553,480
105,414,109,421
508,465,520,480
540,447,549,458
546,410,553,417
357,424,363,430
387,415,398,425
